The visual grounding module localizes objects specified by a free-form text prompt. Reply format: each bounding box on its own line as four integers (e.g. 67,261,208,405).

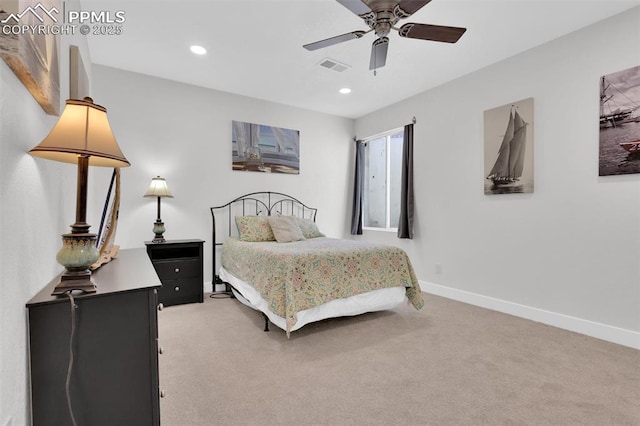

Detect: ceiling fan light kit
370,36,389,70
303,0,467,70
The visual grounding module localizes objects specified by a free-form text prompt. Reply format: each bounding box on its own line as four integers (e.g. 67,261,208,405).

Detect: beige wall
0,1,92,423
354,8,640,346
90,65,355,291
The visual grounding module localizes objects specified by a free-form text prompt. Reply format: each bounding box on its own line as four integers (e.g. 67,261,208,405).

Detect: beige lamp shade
28,98,129,295
144,176,173,198
29,98,130,168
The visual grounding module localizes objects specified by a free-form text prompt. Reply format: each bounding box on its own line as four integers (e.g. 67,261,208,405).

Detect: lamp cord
66,293,79,426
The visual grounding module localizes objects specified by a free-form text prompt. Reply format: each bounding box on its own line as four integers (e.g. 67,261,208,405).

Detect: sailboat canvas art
598,65,640,176
484,98,534,195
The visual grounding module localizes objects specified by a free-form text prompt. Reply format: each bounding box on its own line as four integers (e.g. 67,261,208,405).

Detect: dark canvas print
599,65,640,176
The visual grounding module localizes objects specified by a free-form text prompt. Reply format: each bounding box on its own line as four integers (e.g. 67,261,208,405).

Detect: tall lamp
29,97,130,296
144,176,173,242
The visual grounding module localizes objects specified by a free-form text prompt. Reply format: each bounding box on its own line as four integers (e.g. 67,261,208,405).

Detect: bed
210,192,423,335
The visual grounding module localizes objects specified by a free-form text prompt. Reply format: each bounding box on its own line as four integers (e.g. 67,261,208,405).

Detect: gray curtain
350,140,365,235
397,124,414,239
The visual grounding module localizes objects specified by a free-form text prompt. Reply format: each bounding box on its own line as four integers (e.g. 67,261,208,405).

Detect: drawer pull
174,286,180,292
174,268,180,273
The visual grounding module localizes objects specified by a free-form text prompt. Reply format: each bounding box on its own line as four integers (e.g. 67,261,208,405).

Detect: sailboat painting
599,65,640,176
484,98,534,195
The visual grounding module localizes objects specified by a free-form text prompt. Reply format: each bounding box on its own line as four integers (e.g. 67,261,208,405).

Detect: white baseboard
420,281,640,350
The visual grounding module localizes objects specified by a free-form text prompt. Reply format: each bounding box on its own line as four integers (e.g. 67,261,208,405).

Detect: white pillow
267,216,306,243
296,217,325,238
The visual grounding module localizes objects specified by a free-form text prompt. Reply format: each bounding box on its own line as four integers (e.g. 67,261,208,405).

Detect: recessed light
339,88,351,94
190,45,207,55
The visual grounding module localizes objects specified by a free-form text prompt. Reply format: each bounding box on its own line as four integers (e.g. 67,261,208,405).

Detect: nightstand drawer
158,278,201,306
152,259,200,280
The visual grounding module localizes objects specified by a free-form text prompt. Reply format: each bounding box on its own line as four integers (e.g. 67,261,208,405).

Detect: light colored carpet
158,293,639,426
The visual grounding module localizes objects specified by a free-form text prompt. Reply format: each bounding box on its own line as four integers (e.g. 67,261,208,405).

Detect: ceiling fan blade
303,30,366,51
395,0,433,17
398,23,466,43
369,37,389,70
336,0,372,17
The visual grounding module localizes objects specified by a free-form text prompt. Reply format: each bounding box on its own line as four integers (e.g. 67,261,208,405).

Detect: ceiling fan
303,0,467,70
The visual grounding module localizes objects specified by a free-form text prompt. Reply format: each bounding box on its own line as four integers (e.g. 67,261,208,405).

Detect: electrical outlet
435,264,443,275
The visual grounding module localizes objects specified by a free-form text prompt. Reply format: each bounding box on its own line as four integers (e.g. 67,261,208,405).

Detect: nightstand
145,239,204,306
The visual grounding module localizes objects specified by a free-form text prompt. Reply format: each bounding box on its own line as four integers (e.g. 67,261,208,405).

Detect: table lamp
29,97,130,295
144,176,173,242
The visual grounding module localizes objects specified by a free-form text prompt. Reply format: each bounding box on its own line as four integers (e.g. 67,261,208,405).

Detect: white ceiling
84,0,640,119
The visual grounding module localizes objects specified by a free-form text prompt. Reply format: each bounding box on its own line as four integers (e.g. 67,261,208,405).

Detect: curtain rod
354,117,416,142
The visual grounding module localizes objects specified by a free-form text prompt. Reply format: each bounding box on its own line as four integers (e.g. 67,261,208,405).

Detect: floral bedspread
222,237,424,332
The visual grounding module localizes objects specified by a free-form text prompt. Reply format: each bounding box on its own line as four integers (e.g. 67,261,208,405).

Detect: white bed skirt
219,266,408,332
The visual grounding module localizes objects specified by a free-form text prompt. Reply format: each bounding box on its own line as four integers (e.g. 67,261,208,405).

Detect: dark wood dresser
145,239,204,306
26,248,162,426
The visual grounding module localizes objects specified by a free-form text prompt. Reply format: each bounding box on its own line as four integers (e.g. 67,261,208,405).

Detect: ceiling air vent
318,58,350,73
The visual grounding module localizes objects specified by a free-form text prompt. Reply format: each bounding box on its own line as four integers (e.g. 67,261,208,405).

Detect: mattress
220,266,409,332
221,236,424,333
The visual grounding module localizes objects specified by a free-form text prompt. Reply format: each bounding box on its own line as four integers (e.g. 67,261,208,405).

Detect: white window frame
362,127,403,232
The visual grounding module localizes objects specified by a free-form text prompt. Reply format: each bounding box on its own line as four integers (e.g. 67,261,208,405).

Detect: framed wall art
599,65,640,176
484,97,534,195
0,0,61,115
232,120,300,174
69,44,89,99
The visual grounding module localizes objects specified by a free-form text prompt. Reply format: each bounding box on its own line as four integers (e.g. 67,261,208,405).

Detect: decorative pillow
296,217,325,238
235,216,275,242
268,216,306,243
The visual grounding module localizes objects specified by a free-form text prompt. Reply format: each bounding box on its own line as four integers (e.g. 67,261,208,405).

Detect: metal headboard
209,191,318,289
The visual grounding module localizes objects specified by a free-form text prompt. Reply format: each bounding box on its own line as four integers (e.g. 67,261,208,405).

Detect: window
363,129,404,230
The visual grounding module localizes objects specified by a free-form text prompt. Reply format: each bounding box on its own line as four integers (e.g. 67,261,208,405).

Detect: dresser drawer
152,259,200,280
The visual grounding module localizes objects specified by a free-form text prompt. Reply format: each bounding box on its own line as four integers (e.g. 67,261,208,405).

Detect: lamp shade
144,176,173,198
29,97,130,168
